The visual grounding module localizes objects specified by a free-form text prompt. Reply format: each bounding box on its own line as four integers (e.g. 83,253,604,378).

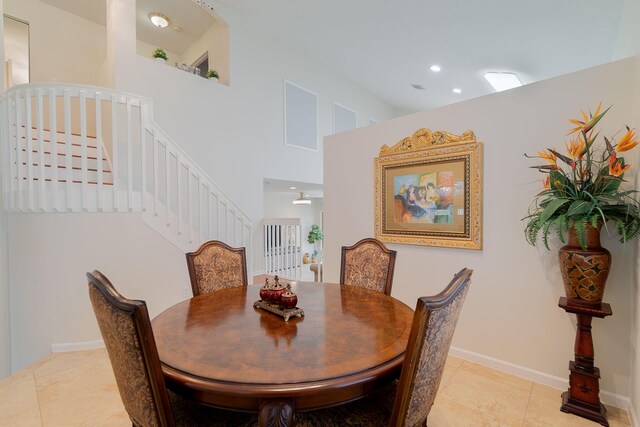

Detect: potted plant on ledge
207,69,220,81
524,103,640,306
307,224,324,263
152,48,168,63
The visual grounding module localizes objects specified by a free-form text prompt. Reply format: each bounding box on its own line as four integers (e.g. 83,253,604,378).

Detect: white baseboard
449,346,632,412
252,270,265,278
51,339,104,353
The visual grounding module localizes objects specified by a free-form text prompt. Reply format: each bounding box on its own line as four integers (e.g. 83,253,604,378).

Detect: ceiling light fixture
292,192,311,205
289,186,297,190
452,88,462,94
430,65,441,72
484,72,522,92
149,13,170,28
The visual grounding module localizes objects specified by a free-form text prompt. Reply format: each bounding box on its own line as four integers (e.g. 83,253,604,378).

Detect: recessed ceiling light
452,88,462,94
289,186,297,190
149,13,170,28
292,192,311,205
411,83,426,90
430,65,441,72
484,72,522,92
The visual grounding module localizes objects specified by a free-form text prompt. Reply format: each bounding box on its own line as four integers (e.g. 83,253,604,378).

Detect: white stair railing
1,83,252,262
263,218,302,280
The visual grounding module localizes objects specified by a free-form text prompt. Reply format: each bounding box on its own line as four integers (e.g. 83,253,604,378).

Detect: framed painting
374,128,483,249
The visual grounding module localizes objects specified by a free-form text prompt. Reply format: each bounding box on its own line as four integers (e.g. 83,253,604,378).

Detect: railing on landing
263,218,303,280
0,83,252,261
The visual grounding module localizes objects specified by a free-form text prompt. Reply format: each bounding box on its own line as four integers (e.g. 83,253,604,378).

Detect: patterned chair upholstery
298,268,473,427
87,271,255,427
340,238,397,295
186,240,248,296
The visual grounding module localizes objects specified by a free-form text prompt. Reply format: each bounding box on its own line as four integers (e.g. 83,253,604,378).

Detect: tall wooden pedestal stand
558,297,612,426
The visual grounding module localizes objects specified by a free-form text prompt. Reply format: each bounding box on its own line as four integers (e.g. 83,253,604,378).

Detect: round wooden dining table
152,282,414,427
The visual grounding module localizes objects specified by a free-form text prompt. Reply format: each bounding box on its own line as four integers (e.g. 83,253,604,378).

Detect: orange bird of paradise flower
567,102,602,135
616,128,638,153
542,176,550,189
609,158,631,177
537,149,557,164
565,138,585,159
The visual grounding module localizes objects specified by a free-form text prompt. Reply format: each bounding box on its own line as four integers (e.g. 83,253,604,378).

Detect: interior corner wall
323,58,637,400
4,0,107,86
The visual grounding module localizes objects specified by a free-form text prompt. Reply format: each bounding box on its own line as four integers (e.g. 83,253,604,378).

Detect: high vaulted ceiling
211,0,632,112
40,0,635,112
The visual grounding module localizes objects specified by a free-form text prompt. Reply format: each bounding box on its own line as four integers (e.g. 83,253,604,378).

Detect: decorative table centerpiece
524,103,638,426
255,276,304,321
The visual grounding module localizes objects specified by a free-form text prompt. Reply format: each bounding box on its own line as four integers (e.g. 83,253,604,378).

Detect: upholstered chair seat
186,240,248,296
297,268,473,427
340,238,397,295
87,270,255,427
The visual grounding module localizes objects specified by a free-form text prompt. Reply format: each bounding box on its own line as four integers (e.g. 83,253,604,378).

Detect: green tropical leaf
539,198,570,224
566,200,592,216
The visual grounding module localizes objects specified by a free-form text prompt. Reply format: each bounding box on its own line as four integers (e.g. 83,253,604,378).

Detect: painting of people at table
394,171,458,224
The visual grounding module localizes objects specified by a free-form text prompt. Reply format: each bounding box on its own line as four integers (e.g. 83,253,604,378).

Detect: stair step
21,162,112,173
20,125,97,140
22,177,114,185
20,148,107,161
20,135,99,149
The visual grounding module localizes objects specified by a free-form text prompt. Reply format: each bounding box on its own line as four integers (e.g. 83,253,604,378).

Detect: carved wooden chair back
87,270,175,427
389,268,473,426
185,240,248,296
340,238,397,295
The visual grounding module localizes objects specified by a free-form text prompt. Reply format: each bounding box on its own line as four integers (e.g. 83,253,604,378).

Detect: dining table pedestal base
259,399,295,427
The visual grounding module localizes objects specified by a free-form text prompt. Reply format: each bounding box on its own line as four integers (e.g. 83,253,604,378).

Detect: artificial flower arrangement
524,103,640,250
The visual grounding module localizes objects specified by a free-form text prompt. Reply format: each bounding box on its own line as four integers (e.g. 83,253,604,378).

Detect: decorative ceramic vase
558,223,611,306
259,278,271,301
302,253,311,264
269,276,286,303
154,57,166,63
280,285,298,309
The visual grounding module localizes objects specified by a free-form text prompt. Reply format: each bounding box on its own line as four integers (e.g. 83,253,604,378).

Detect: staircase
18,126,113,186
1,83,252,265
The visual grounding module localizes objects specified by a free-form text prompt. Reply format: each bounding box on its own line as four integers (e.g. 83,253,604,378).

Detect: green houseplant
207,69,220,80
307,225,324,256
152,48,168,62
524,103,640,250
524,103,639,305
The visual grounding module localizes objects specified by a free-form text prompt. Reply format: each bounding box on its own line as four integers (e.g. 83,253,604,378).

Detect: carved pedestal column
558,297,612,426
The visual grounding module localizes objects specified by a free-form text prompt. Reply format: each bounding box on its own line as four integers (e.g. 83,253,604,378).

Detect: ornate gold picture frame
374,128,483,250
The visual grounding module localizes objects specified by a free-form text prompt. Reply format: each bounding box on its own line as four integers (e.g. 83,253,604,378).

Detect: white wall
0,0,10,380
8,213,190,371
4,0,107,86
631,53,640,427
323,58,637,401
109,0,396,274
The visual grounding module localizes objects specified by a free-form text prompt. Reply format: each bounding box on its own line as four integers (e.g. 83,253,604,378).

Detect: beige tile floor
0,348,631,426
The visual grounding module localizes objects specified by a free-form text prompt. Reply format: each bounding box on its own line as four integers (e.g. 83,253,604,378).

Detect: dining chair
340,238,397,295
86,270,255,427
185,240,248,296
297,268,473,427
